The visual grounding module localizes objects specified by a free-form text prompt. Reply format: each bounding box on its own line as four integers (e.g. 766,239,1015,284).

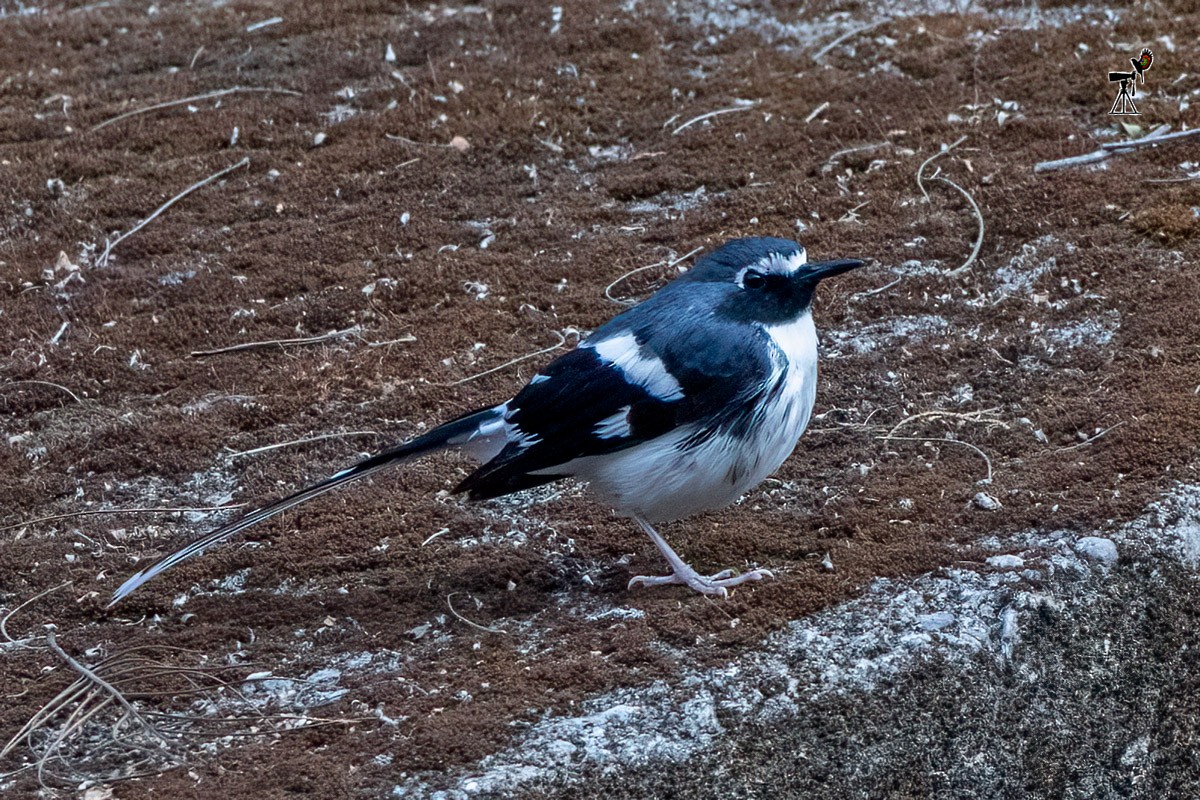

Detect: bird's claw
628,567,775,598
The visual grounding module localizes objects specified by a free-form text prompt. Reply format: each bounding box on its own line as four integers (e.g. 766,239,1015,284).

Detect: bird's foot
627,566,775,598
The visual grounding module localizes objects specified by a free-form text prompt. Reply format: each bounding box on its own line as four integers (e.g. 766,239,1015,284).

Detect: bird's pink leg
627,516,774,599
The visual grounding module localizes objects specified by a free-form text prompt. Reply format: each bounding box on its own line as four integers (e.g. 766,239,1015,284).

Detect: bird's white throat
762,312,818,387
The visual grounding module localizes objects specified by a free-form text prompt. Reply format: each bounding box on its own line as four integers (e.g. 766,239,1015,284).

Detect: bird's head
680,236,864,324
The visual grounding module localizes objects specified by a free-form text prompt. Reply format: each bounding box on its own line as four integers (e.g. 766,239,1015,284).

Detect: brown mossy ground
2,0,1199,795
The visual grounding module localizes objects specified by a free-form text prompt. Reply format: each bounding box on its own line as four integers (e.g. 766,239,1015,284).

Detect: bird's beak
799,258,866,282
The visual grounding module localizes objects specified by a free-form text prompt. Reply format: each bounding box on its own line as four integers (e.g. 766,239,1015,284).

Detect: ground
2,0,1200,797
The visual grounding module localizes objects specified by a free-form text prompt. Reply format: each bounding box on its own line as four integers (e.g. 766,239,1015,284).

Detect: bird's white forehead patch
752,248,807,276
589,332,685,401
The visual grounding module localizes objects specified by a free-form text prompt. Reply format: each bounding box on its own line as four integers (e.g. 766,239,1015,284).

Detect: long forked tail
107,405,504,607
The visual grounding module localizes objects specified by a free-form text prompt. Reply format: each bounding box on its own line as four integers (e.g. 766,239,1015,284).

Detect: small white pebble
973,492,1002,511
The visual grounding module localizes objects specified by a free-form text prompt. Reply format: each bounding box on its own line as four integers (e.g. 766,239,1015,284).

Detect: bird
108,237,864,606
1132,48,1153,81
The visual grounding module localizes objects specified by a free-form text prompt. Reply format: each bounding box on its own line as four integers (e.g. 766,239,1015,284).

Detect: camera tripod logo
1109,48,1154,115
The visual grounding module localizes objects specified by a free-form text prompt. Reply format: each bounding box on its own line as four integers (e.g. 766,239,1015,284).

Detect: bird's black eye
742,269,767,289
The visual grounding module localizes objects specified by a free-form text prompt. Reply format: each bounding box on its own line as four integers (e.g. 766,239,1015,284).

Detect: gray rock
1075,536,1119,565
917,611,956,632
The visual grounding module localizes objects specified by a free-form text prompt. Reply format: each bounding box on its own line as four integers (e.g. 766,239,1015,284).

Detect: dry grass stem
421,527,450,546
440,329,576,386
384,133,455,147
1,582,73,647
804,101,830,123
605,246,702,305
671,103,758,135
2,642,366,788
812,17,892,63
91,87,302,132
227,431,383,459
446,593,508,635
879,434,995,484
825,141,891,167
850,276,901,302
885,407,1008,440
932,175,985,276
1052,421,1126,453
1,380,82,404
355,331,418,348
915,135,967,202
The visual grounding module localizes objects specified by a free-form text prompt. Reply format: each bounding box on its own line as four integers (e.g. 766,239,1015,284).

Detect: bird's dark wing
456,314,775,500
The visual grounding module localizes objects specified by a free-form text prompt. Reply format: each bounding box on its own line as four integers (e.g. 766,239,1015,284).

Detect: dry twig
97,158,250,268
1034,124,1171,173
1098,128,1200,150
45,629,170,746
190,325,359,357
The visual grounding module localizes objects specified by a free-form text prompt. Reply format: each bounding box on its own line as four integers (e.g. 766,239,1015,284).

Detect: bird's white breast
744,311,820,486
572,313,819,522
